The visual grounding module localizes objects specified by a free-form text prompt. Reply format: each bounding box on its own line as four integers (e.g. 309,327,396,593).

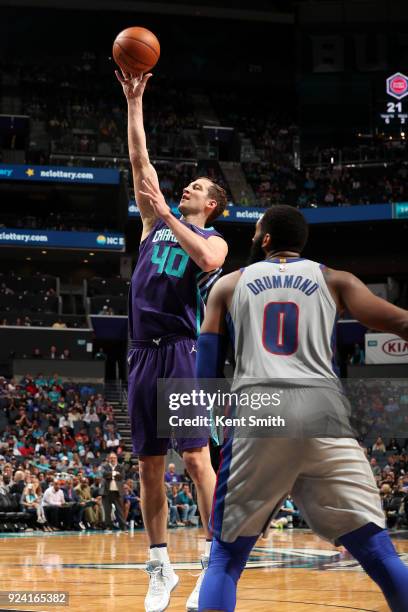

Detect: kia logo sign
386,72,408,100
382,338,408,356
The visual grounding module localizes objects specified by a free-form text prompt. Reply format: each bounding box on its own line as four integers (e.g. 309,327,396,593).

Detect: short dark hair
196,177,228,223
260,205,309,253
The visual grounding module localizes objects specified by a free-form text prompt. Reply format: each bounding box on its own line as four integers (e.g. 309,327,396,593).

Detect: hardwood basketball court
1,527,407,611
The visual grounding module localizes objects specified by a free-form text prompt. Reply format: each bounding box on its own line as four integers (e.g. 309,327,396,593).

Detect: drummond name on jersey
247,274,319,297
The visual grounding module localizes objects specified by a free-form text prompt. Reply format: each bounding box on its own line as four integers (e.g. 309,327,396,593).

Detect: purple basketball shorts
127,335,208,456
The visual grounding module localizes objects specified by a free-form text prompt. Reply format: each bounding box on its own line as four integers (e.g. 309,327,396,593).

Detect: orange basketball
112,27,160,74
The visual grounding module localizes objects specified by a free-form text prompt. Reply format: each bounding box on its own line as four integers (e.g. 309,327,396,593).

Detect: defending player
196,205,408,612
116,69,228,612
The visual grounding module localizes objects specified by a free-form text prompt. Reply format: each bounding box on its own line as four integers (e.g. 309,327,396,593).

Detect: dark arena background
0,1,408,611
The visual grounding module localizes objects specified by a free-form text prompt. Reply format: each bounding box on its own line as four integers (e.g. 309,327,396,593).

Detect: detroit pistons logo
387,73,408,100
382,338,408,356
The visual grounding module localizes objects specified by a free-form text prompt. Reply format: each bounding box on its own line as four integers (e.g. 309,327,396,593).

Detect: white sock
204,540,212,557
149,546,170,564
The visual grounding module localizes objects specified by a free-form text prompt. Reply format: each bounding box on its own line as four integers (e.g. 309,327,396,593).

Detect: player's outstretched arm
115,69,160,239
333,270,408,340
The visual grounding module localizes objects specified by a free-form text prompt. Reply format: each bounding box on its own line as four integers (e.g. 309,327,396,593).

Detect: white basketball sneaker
145,559,179,612
186,555,209,611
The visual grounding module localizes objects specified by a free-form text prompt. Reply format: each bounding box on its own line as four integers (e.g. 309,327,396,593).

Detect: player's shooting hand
114,69,152,100
140,178,172,219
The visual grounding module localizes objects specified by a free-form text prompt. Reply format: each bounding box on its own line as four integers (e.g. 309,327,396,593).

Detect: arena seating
0,273,61,325
0,294,59,314
88,296,127,316
84,276,129,316
0,374,135,532
0,273,58,295
0,313,88,328
5,53,408,211
0,375,121,461
86,277,130,297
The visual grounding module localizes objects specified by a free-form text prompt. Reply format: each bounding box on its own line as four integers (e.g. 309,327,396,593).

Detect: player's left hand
140,177,171,219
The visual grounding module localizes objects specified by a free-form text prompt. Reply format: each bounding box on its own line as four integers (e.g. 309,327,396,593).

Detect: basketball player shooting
195,205,408,612
115,69,228,612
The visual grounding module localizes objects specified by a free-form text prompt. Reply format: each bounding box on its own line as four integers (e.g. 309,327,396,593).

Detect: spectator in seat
399,474,408,494
58,413,71,429
42,479,73,530
19,438,35,457
102,414,117,432
167,484,182,527
54,440,63,454
60,427,75,450
68,406,83,425
63,477,86,530
176,483,197,525
33,455,50,472
385,397,400,415
49,459,58,473
125,462,139,484
48,346,58,360
383,455,396,474
34,373,48,388
165,462,182,485
84,407,99,424
271,496,299,529
90,476,102,498
75,427,90,447
123,482,142,526
75,476,101,528
56,456,69,472
60,349,72,360
48,385,61,403
387,438,401,453
9,470,25,495
40,474,52,493
21,481,50,529
15,408,31,429
32,347,43,359
94,347,107,361
349,343,364,365
370,457,382,478
380,483,403,529
49,373,63,387
372,436,386,453
52,319,67,329
105,431,120,450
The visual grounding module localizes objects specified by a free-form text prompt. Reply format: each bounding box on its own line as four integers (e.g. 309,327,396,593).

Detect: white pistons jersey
228,258,338,380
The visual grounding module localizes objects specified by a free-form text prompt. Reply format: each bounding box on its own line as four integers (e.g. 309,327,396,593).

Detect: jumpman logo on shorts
152,338,161,346
190,345,197,353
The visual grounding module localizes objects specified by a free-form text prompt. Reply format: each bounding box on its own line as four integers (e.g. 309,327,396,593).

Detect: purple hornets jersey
129,218,223,341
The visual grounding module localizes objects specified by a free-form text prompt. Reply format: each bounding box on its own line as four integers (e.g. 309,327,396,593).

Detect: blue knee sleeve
339,523,408,612
198,535,257,612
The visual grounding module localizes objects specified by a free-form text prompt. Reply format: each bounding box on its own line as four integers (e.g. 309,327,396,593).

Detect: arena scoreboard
379,72,408,126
